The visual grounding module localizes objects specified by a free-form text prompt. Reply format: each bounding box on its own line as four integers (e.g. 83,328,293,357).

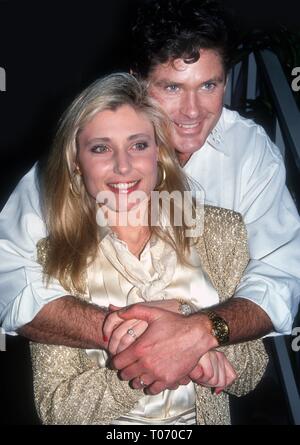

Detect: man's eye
202,82,216,91
91,145,109,153
165,84,179,92
133,142,148,151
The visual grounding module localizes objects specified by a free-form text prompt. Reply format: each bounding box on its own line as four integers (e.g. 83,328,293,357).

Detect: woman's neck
102,200,151,255
112,225,151,258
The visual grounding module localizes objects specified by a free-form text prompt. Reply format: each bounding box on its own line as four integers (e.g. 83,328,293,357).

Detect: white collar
206,108,230,156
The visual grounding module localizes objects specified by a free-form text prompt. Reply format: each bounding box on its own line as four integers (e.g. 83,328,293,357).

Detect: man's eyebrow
200,76,225,85
152,76,225,87
153,79,183,87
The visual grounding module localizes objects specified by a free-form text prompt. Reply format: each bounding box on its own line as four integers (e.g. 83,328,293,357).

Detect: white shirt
184,108,300,334
0,108,299,334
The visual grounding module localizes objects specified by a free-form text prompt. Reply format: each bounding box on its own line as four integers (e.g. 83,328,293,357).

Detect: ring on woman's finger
139,377,147,388
127,328,137,339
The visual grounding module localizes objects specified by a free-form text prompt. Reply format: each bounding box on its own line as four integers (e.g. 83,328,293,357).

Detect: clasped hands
102,300,237,396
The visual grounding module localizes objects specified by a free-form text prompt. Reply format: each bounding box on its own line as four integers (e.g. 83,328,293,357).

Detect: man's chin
174,135,205,153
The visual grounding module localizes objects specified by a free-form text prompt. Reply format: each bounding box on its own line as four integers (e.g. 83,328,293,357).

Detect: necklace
130,230,151,258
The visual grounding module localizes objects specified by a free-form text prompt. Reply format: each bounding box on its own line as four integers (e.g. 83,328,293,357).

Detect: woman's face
77,104,159,212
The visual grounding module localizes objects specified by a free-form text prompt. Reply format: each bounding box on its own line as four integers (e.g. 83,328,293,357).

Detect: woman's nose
113,151,132,175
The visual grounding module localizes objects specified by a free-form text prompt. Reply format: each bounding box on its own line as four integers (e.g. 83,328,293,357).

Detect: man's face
148,49,226,165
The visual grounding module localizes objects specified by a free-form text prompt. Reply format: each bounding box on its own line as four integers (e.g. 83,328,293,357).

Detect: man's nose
180,91,201,119
113,151,132,175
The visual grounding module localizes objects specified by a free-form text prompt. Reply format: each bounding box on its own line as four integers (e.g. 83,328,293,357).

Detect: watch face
212,327,218,337
205,311,230,346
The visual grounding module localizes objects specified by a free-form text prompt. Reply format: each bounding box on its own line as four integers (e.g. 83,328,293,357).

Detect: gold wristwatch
203,310,230,346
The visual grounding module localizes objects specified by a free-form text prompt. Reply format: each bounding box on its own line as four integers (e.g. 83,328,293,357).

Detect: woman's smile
77,104,158,211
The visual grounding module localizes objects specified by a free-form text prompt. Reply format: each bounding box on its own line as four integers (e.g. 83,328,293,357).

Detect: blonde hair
42,73,196,293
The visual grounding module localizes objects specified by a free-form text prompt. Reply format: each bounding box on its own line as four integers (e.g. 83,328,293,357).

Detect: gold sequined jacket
30,206,268,425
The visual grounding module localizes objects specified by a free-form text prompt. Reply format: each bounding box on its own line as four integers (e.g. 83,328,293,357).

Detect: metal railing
226,49,300,425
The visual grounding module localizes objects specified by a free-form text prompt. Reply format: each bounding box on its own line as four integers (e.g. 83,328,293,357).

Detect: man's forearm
18,296,107,349
210,297,273,344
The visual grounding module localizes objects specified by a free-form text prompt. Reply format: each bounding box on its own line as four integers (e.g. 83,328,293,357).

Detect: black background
1,0,300,425
1,0,300,203
0,0,140,204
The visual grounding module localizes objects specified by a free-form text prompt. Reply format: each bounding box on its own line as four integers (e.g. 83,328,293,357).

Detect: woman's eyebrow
127,133,151,141
84,137,111,145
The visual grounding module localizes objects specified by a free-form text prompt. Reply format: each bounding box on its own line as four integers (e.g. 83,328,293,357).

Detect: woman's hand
188,350,237,394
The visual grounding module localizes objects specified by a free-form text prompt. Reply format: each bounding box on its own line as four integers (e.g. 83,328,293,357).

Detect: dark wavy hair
130,0,235,78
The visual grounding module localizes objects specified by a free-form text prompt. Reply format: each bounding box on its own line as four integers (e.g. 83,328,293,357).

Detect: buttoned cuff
234,284,294,335
2,282,68,334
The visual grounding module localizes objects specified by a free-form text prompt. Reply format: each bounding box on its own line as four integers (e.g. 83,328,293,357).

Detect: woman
30,73,267,425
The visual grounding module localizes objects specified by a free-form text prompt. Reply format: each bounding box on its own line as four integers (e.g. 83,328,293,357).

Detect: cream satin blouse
85,231,219,425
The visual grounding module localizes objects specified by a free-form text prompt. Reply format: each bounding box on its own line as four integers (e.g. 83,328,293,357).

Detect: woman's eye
91,145,109,153
133,142,148,151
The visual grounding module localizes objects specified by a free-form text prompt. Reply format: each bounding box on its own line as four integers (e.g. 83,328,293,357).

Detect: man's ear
224,74,228,92
129,68,139,79
129,69,149,88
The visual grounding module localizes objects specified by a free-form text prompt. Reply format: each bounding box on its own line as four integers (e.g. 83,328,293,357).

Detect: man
0,0,299,394
101,0,300,393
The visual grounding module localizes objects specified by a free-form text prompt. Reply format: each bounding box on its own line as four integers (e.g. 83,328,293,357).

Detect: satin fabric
86,231,219,424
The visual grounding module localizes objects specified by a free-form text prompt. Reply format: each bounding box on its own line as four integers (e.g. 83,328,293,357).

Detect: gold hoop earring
156,161,166,190
74,165,82,176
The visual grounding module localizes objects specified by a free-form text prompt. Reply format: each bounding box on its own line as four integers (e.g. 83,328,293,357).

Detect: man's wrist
98,306,109,348
190,312,220,352
82,302,108,349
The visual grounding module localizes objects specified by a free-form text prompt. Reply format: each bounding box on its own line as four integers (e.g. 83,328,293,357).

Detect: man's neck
176,151,194,167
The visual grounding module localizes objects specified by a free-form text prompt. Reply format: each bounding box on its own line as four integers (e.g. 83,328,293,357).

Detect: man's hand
106,304,218,395
104,303,237,394
130,350,237,394
103,300,183,355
